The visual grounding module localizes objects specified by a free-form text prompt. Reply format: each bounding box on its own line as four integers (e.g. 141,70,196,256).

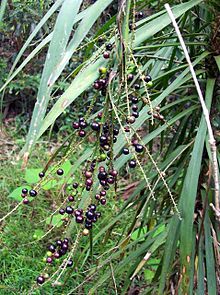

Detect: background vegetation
0,0,219,294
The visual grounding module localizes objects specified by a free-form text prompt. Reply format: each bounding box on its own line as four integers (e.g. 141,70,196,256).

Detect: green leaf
25,168,42,184
46,213,64,227
8,186,31,201
131,227,148,242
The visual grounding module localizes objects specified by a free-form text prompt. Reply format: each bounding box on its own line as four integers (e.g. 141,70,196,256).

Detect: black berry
57,169,64,176
29,189,37,197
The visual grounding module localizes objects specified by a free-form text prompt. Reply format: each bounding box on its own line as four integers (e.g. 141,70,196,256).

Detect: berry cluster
21,187,37,204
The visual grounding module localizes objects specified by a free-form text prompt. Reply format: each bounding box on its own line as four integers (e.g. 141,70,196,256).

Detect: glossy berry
144,74,152,83
57,169,64,176
39,171,45,178
137,11,144,18
73,182,78,189
129,159,136,168
109,170,118,177
22,188,28,195
122,148,129,155
29,189,37,197
36,276,45,285
126,116,136,124
86,178,93,186
66,206,74,214
127,74,134,81
92,215,98,223
100,135,107,144
95,194,101,200
76,215,84,223
85,222,92,230
88,204,96,211
48,244,56,253
97,112,102,119
98,171,107,180
134,83,140,90
107,176,114,184
99,166,105,172
46,257,53,264
59,208,65,215
103,51,110,59
124,126,130,132
74,209,83,216
113,127,119,136
59,248,67,256
56,240,63,247
100,198,107,205
79,121,87,129
78,130,86,137
91,121,100,131
86,185,91,191
86,211,94,220
132,104,138,111
106,43,112,51
96,212,101,218
67,259,73,267
68,195,74,202
93,82,101,90
100,190,106,196
23,198,29,205
73,121,80,129
63,238,69,244
132,111,139,118
131,96,138,104
54,252,60,259
135,144,144,153
62,243,68,251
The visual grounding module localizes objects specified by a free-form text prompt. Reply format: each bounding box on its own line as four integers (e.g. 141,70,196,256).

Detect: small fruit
46,257,53,264
29,189,37,197
91,122,100,131
57,169,64,176
59,208,65,215
72,182,78,189
78,130,86,137
99,153,107,161
106,43,112,51
135,144,144,153
76,215,84,223
79,121,87,129
99,67,107,74
132,111,139,118
68,195,74,202
132,104,138,111
48,244,56,253
126,116,136,124
39,171,45,178
83,228,89,236
146,81,153,88
134,83,140,90
131,96,138,104
23,198,29,205
67,259,73,267
36,276,45,285
73,121,79,129
98,171,107,180
122,148,129,155
88,204,96,211
93,82,101,90
103,51,110,59
127,74,134,81
66,206,74,214
86,211,94,220
100,198,107,205
144,74,152,83
128,159,136,168
56,240,63,247
22,188,28,195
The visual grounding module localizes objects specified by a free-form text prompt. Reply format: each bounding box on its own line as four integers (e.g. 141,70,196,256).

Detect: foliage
0,0,219,294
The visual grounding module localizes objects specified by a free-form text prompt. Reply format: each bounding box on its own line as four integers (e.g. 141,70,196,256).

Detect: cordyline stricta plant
0,0,219,294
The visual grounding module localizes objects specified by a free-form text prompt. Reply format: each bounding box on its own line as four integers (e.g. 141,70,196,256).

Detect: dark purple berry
96,212,101,218
48,244,56,253
67,259,73,267
91,122,100,131
29,189,37,197
63,238,69,244
92,215,98,223
95,194,101,200
66,206,74,214
98,171,107,180
100,190,106,196
73,182,78,189
134,83,140,90
86,178,93,186
122,148,129,155
107,176,114,184
74,209,83,216
100,135,107,144
23,198,29,204
57,169,64,176
88,204,96,211
68,195,74,202
106,43,112,51
39,171,45,178
86,211,94,220
132,111,139,118
62,243,68,251
37,276,45,285
127,74,134,81
113,127,119,136
76,215,84,223
22,188,28,195
73,121,80,129
129,159,136,168
135,144,144,153
56,240,63,247
132,104,138,111
103,51,110,59
79,121,87,129
100,198,107,205
59,248,67,256
137,11,144,18
144,74,152,83
54,252,60,259
93,82,101,90
131,96,138,104
109,170,118,177
78,130,86,137
100,179,107,186
59,208,65,215
85,222,92,230
86,185,91,191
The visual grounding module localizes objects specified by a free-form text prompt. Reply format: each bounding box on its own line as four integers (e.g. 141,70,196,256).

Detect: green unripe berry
99,153,107,161
99,67,107,74
146,81,153,88
47,251,53,257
